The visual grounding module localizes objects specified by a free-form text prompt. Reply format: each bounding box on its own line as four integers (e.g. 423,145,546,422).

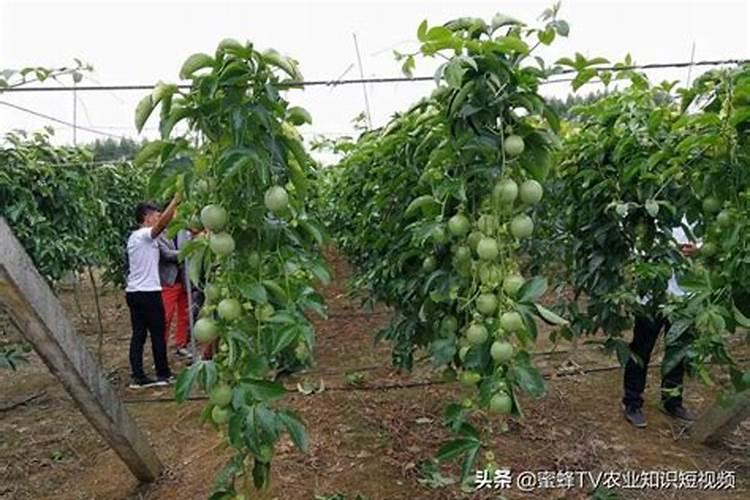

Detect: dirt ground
1,250,747,500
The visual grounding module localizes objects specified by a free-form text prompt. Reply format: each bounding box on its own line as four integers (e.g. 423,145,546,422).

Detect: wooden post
691,389,750,444
0,217,163,482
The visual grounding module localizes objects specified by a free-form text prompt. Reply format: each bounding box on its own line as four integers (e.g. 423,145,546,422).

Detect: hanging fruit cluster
134,39,328,496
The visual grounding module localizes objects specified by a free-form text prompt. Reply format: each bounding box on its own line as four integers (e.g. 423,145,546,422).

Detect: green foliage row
534,64,750,391
320,9,572,481
0,128,146,284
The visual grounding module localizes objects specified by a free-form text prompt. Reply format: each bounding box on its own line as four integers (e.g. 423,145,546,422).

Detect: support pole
0,217,163,482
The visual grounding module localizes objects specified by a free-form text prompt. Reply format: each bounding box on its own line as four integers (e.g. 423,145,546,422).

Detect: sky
0,0,748,152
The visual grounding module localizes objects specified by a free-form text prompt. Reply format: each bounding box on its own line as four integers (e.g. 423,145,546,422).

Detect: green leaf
572,68,597,91
262,49,302,81
309,260,331,284
430,337,457,367
491,13,524,30
537,28,555,45
534,304,568,325
278,409,309,452
211,454,245,495
286,106,312,126
175,360,203,402
425,26,453,42
244,379,287,402
262,279,288,303
662,344,690,378
733,305,750,328
179,53,215,80
241,282,268,303
554,20,570,36
299,220,325,246
252,459,270,489
436,438,479,462
271,324,299,355
134,95,156,133
492,36,529,54
604,337,632,367
509,353,545,398
666,318,692,344
417,20,429,42
187,245,206,288
517,277,547,303
133,140,165,167
443,60,466,89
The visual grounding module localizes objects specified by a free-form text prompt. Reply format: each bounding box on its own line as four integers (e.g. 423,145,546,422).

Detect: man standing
125,196,180,389
623,225,698,427
158,230,191,358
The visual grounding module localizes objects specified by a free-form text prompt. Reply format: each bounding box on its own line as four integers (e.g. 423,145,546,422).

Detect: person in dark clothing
125,196,180,389
622,228,698,428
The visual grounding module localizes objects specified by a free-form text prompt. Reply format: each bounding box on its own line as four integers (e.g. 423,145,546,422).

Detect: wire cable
1,58,746,93
0,100,125,139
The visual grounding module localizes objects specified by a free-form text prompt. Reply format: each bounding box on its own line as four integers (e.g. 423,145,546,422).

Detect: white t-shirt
667,226,690,297
126,227,162,292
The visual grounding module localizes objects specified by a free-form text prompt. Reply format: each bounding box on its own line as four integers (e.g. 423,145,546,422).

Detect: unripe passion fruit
490,341,514,363
702,196,721,214
422,256,437,272
204,283,221,302
716,210,731,227
217,298,242,321
476,293,498,315
448,213,471,237
700,241,718,257
209,384,233,407
466,324,489,345
460,370,482,386
502,274,525,297
209,232,235,256
431,225,448,245
211,405,232,424
454,245,472,263
489,392,513,414
477,237,499,261
500,311,524,332
519,180,543,205
194,318,219,343
467,231,483,251
510,215,534,239
200,204,227,231
493,179,518,205
440,315,458,335
503,135,525,157
264,186,289,213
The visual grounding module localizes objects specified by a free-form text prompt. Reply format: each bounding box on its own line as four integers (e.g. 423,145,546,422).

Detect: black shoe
129,377,159,389
154,375,175,387
661,404,696,423
624,405,647,428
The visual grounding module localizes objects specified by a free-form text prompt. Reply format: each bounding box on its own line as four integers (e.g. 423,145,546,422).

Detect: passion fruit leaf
508,353,545,398
534,304,568,325
516,276,547,303
277,409,309,452
243,379,287,402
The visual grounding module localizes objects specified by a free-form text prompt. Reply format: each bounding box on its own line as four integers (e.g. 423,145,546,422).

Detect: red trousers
162,282,189,348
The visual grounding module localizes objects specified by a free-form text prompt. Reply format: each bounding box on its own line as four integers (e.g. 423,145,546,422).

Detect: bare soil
1,250,747,500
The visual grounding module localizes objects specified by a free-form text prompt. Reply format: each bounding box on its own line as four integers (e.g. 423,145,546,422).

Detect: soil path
1,250,747,499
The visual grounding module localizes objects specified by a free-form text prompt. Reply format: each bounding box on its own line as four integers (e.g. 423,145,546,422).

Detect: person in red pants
158,232,191,358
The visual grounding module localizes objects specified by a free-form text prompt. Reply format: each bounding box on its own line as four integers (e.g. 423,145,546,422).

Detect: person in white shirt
623,223,699,428
125,195,180,389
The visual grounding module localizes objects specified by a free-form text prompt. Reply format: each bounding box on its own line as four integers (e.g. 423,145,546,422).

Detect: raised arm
150,193,181,239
